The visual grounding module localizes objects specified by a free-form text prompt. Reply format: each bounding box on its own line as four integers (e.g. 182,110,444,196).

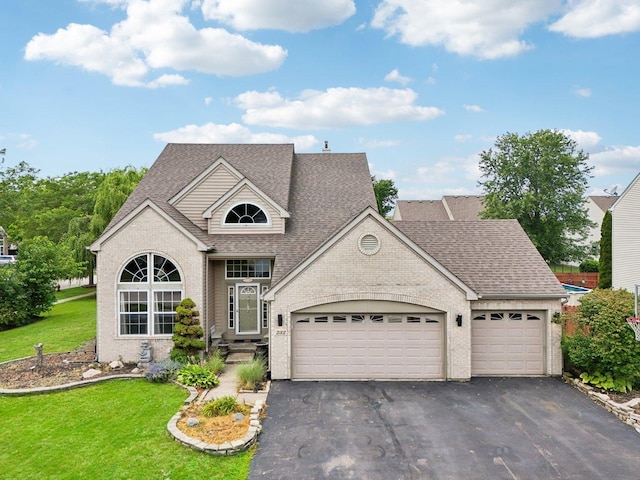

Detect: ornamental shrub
145,359,182,383
202,395,246,417
170,298,205,361
205,350,226,376
564,288,640,392
598,211,612,288
176,364,219,389
236,357,267,391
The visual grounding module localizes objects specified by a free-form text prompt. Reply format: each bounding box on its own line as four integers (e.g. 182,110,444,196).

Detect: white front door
236,283,260,334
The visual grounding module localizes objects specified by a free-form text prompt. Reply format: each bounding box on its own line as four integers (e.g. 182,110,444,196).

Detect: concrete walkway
200,363,269,406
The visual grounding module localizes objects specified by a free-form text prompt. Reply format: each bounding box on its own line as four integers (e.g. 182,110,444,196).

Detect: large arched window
118,253,182,336
224,203,268,224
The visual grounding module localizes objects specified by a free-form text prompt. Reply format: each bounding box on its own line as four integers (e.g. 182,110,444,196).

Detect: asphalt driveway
249,378,640,479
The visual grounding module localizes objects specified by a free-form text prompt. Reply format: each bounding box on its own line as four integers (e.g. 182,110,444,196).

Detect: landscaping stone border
564,374,640,433
167,397,265,456
0,374,146,396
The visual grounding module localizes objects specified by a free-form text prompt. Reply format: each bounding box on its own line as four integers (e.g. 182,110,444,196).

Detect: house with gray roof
393,196,484,221
91,144,565,380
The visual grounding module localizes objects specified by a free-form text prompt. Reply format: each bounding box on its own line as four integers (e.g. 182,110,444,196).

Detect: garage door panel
293,313,444,380
472,311,544,376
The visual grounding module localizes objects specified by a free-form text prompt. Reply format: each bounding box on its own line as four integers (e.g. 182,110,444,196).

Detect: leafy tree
62,216,97,285
598,211,612,288
372,176,398,217
170,298,205,362
564,289,639,392
90,166,147,237
478,129,594,264
0,158,39,242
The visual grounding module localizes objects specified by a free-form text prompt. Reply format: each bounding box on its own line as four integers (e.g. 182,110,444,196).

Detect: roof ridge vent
322,140,331,152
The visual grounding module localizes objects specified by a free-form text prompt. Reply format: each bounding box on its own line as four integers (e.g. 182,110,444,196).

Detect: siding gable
207,182,288,235
171,160,243,230
612,172,640,292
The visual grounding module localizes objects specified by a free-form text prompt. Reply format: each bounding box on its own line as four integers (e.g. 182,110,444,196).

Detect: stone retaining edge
0,374,146,396
167,397,265,456
564,373,640,433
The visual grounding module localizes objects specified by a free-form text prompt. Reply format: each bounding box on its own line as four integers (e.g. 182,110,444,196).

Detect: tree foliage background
0,152,146,327
478,129,594,264
372,176,398,217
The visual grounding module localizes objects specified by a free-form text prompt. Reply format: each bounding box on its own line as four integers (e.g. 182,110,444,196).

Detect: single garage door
292,313,444,380
471,311,544,375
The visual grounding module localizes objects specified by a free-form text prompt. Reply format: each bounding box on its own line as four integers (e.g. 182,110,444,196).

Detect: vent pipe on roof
322,140,331,152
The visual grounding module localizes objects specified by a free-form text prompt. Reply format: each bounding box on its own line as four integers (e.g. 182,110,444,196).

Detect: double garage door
292,312,444,380
471,311,545,376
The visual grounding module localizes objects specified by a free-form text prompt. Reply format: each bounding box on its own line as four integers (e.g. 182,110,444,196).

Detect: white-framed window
224,203,268,224
226,259,271,279
261,285,269,329
118,253,182,336
228,286,235,329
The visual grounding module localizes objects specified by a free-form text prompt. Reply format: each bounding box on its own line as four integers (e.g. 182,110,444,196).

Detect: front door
236,283,260,334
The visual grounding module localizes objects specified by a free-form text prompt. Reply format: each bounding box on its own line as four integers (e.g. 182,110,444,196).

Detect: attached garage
471,311,545,376
292,312,444,380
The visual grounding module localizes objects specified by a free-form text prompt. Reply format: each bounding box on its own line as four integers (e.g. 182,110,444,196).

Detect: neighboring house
90,144,565,381
584,195,617,249
611,173,640,293
393,196,483,221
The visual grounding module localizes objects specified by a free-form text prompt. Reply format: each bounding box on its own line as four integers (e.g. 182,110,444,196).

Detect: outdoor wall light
277,314,283,327
456,314,463,327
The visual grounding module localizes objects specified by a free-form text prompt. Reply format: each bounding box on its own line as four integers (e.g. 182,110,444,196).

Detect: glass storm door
236,284,260,334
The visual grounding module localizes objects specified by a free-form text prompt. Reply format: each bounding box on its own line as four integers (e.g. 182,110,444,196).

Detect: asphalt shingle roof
394,220,565,297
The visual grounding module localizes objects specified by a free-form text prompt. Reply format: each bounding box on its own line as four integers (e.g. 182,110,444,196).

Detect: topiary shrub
564,288,640,392
176,364,219,389
170,298,205,361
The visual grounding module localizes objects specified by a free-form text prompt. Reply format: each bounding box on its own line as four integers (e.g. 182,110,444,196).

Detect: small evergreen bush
236,357,267,391
145,359,182,383
176,364,219,389
170,298,205,361
579,259,599,273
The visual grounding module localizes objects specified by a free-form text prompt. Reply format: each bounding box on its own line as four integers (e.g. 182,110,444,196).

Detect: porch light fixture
277,314,283,327
456,314,462,327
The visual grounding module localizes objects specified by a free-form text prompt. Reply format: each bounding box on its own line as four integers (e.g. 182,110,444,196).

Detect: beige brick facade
95,207,206,363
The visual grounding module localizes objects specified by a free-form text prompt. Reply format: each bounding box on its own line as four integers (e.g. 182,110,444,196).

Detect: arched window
224,203,268,224
118,253,183,336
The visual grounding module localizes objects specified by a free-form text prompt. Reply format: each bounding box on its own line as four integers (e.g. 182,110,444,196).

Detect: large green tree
90,166,147,236
598,210,612,288
478,129,594,264
372,176,398,217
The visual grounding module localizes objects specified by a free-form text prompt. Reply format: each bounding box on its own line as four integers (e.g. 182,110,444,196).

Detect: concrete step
226,352,255,364
228,343,258,353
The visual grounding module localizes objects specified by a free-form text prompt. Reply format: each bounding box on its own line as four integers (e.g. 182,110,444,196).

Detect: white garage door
471,311,544,375
292,313,444,380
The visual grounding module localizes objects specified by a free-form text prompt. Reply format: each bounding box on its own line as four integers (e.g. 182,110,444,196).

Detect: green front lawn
0,379,251,479
54,285,96,301
0,296,97,363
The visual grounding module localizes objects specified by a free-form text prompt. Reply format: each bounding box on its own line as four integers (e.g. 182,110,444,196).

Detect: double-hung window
118,253,182,336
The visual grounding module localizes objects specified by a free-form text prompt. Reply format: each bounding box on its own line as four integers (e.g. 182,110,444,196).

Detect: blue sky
2,0,640,199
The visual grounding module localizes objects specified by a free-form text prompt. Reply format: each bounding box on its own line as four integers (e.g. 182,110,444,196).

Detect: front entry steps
225,342,257,364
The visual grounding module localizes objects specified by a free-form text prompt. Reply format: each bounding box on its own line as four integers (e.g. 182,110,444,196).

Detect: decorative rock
232,412,245,421
186,417,200,427
131,367,141,374
82,368,102,379
109,360,124,369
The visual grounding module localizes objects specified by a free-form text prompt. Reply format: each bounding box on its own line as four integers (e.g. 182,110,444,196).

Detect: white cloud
454,134,472,142
560,129,602,150
370,165,397,180
371,0,560,59
201,0,355,32
571,86,592,97
463,104,484,112
549,0,640,38
425,76,436,85
153,122,318,150
589,145,640,176
384,68,412,85
235,87,444,129
24,0,287,87
204,96,213,105
358,138,401,148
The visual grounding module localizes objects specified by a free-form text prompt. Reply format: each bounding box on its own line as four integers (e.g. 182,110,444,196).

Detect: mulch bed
0,348,139,390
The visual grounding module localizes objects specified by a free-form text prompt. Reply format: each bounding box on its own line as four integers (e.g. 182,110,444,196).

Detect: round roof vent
359,233,380,255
